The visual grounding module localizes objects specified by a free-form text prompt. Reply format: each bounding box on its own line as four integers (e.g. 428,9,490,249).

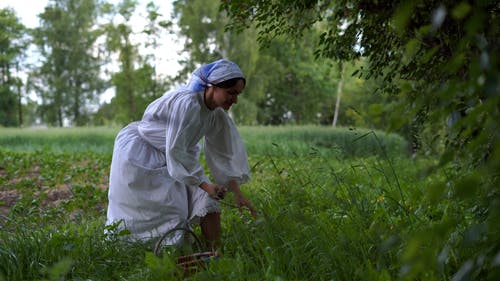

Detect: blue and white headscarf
186,59,245,92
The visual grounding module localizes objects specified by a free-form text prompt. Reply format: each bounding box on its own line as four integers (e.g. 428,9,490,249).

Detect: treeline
2,0,394,132
2,0,174,127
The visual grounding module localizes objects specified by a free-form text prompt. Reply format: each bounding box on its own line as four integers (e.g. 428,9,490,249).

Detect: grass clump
0,217,154,280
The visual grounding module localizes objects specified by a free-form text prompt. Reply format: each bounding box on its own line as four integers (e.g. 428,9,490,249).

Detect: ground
0,165,108,217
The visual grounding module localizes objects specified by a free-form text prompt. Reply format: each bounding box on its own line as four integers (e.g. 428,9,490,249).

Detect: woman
106,59,256,248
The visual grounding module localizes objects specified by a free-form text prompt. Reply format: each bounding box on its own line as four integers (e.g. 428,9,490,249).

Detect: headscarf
186,59,245,92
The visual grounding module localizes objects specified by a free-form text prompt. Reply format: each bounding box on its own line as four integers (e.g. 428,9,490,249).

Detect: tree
251,34,336,125
223,0,499,279
102,0,140,124
332,62,344,127
31,0,105,126
0,8,27,127
100,0,170,125
172,0,337,125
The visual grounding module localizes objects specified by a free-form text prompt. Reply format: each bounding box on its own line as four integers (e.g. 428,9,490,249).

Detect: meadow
0,126,464,280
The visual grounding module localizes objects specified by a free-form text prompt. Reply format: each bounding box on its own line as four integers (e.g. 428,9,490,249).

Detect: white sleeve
165,100,209,186
204,109,251,186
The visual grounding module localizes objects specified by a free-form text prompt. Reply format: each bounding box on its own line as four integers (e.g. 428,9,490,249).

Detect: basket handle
154,227,204,256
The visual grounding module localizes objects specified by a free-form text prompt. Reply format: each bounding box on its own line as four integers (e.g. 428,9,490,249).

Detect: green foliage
172,0,341,126
223,0,500,279
30,0,106,127
230,96,259,125
252,35,337,125
1,126,498,280
5,0,400,130
0,217,153,281
102,1,171,125
0,126,419,280
0,127,118,153
240,126,409,159
0,8,26,127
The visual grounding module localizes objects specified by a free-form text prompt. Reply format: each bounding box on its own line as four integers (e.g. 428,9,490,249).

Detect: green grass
240,125,409,158
0,126,409,157
0,126,488,280
0,127,119,153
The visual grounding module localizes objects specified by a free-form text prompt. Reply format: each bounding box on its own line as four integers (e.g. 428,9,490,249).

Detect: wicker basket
154,227,220,274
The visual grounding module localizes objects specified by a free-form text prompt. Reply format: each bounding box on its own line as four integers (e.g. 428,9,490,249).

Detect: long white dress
105,88,250,243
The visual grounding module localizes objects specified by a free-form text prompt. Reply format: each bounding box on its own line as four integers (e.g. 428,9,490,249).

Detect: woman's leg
200,212,221,250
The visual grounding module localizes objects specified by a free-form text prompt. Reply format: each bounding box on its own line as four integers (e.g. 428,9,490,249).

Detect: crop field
0,126,469,280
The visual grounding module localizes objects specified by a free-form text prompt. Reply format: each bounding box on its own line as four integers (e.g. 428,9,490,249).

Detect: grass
241,125,409,158
0,127,119,153
0,126,481,280
0,126,408,157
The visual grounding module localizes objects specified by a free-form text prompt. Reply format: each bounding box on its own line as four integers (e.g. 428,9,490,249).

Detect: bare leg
200,212,221,250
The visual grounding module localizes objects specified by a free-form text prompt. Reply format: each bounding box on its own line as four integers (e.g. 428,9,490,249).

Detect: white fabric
187,59,245,92
106,62,250,243
205,110,251,185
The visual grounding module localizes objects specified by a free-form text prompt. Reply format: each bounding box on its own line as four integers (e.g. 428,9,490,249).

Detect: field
0,126,464,280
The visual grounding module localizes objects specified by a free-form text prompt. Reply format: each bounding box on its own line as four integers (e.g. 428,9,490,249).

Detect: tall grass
240,125,409,158
0,217,152,281
0,126,408,157
2,126,470,280
0,127,119,153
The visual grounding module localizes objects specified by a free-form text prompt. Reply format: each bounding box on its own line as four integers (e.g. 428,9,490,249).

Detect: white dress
105,88,250,243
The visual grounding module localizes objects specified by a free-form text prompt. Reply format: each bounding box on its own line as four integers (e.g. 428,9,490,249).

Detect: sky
0,0,184,103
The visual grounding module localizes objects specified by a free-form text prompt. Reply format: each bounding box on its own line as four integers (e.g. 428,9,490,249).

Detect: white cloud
0,0,47,28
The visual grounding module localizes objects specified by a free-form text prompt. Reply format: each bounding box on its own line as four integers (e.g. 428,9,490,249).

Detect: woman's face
211,79,245,110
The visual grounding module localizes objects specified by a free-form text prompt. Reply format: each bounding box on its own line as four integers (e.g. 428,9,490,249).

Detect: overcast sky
1,0,183,103
1,0,47,28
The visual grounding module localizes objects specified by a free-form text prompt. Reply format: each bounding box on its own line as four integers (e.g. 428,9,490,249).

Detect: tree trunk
16,63,23,127
58,104,63,127
332,63,344,128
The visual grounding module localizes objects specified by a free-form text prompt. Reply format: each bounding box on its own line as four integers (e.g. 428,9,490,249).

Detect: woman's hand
234,191,257,218
227,180,257,218
200,182,227,200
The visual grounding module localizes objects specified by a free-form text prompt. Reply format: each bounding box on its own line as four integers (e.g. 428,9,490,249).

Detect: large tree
223,0,499,279
172,0,339,125
100,0,170,125
31,0,105,126
251,33,337,125
0,8,27,127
